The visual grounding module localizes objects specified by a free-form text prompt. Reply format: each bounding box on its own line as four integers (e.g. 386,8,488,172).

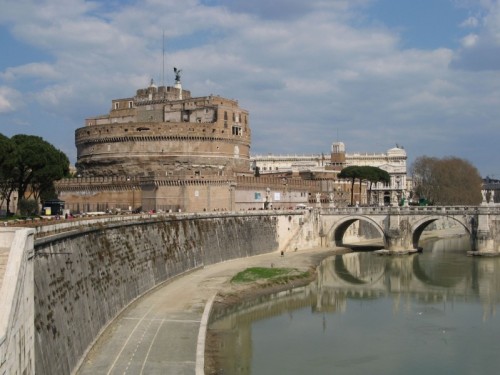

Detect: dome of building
387,146,406,157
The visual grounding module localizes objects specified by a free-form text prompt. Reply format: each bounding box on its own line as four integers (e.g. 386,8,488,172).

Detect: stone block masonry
32,212,310,375
0,228,35,375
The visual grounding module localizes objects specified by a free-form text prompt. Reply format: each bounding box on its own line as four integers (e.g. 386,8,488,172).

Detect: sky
0,0,499,177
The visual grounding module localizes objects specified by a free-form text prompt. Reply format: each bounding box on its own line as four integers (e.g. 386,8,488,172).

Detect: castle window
114,102,119,110
232,125,242,136
224,111,228,120
128,101,133,108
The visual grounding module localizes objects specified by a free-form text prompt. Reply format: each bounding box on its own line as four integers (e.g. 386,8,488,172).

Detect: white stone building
251,141,408,206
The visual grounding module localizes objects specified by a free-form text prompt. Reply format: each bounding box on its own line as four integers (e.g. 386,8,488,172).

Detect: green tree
30,149,70,202
361,166,391,205
2,134,69,213
339,166,391,205
338,166,363,205
18,198,39,216
411,156,482,205
0,134,16,214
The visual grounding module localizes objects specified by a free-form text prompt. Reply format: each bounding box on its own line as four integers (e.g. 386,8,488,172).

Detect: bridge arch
333,253,386,285
328,215,388,249
411,215,472,250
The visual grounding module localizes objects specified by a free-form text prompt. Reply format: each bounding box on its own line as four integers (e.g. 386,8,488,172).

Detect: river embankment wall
31,211,313,375
0,228,35,375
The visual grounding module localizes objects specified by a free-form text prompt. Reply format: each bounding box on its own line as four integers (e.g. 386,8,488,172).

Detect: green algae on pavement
230,267,310,284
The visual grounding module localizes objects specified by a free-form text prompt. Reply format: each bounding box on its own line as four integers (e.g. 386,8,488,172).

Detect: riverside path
76,247,340,375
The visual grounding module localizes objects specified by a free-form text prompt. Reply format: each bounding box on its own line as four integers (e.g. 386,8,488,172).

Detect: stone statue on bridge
401,190,408,207
329,192,335,208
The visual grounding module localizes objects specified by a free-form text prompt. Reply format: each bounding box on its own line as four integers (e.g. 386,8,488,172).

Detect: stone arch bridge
316,205,500,254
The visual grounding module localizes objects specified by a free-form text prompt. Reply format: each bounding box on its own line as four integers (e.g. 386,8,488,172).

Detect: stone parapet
0,228,35,375
30,211,309,375
236,176,317,190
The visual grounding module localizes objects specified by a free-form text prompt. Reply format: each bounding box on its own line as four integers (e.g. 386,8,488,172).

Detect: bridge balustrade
321,206,500,216
318,205,500,253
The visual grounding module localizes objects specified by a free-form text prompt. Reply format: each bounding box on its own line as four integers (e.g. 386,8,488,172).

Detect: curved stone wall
75,123,251,176
75,100,251,177
33,214,285,375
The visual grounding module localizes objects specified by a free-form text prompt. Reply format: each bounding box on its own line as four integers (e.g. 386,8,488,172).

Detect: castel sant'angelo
56,69,407,213
56,71,315,213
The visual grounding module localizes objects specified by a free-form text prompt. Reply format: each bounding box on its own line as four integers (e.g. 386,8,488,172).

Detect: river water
208,236,500,374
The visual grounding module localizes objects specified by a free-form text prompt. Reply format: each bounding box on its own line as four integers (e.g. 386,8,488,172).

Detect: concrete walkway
76,247,338,375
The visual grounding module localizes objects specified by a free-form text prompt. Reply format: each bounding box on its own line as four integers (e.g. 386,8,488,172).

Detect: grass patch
231,267,309,284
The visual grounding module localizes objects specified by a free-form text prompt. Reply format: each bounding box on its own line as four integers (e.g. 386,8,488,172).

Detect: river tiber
1,71,500,375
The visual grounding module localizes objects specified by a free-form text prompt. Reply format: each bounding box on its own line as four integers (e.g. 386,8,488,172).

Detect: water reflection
208,237,500,375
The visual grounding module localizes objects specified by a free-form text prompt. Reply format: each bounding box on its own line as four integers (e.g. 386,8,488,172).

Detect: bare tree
411,156,482,205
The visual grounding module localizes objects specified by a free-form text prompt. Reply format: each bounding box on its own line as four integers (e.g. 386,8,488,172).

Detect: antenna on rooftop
162,30,165,86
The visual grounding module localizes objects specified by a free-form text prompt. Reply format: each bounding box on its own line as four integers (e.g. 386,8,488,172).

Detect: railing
29,209,301,242
320,205,500,215
10,205,500,242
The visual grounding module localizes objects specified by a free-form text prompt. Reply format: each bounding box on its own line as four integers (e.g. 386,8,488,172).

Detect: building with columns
251,141,408,206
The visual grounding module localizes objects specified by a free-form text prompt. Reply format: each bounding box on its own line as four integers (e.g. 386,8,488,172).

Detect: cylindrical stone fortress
75,80,251,178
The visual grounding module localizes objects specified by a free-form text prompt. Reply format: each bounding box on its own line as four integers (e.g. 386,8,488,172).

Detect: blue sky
0,0,499,177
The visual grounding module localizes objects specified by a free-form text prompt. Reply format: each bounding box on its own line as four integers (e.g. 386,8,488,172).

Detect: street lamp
127,177,133,211
228,181,237,211
265,187,271,210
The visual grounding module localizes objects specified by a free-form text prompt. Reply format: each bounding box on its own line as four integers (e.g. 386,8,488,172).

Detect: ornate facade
251,142,408,206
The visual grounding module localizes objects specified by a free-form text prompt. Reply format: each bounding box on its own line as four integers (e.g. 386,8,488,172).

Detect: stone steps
0,247,10,292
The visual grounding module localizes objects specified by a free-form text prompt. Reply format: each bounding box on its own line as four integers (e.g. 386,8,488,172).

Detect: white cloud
1,62,60,81
461,16,480,28
0,86,21,113
461,33,479,46
452,1,500,70
0,0,499,175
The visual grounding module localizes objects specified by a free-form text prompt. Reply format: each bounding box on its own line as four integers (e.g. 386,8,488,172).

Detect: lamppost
265,187,271,210
282,178,289,209
127,177,135,212
12,196,17,216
